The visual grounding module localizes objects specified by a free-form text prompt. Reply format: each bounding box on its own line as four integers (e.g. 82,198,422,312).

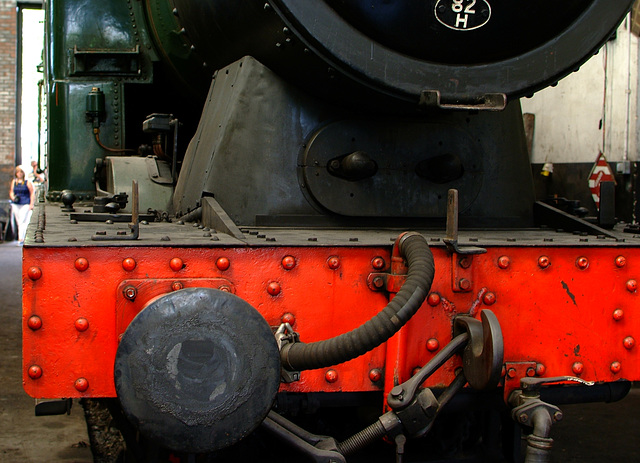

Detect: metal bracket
92,181,140,241
420,90,507,111
444,189,486,255
367,234,409,292
275,323,301,383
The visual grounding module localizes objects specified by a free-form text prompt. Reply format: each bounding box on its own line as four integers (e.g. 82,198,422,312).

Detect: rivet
613,309,624,321
219,285,231,292
75,378,89,392
27,315,42,331
216,257,230,271
74,258,89,272
28,266,42,280
123,285,137,301
281,313,295,325
498,256,510,269
171,281,183,291
483,292,496,305
282,256,296,270
538,256,550,269
507,368,516,379
610,361,621,374
576,256,589,270
371,257,386,270
623,336,635,350
325,369,338,383
267,282,281,296
615,256,627,268
519,413,528,423
28,365,42,379
170,257,184,271
626,279,637,292
368,368,382,382
426,338,439,352
572,362,584,375
526,367,536,377
535,363,546,376
122,257,136,271
75,318,89,332
327,256,340,270
458,278,471,291
427,293,441,306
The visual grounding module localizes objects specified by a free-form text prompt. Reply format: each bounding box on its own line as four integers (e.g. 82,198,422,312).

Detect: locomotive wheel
114,287,281,454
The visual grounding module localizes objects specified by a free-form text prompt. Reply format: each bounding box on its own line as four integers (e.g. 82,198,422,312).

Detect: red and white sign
588,152,615,210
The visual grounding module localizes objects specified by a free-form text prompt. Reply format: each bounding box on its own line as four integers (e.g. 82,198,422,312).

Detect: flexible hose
280,232,435,371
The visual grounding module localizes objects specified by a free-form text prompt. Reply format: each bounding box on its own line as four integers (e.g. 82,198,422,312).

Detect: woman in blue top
9,165,35,244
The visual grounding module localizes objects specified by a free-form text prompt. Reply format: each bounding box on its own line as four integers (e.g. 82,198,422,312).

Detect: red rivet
28,365,42,379
535,363,546,376
216,257,230,271
613,309,624,321
615,256,627,268
498,256,510,269
74,258,89,272
369,368,382,382
325,369,338,383
267,282,281,296
372,257,386,270
327,256,340,270
427,293,441,306
611,361,622,374
458,279,471,291
526,367,536,377
27,315,42,331
75,318,89,332
426,338,439,352
122,257,136,271
576,256,589,270
572,362,584,375
507,368,516,379
538,256,550,269
281,313,295,325
27,266,42,280
626,279,637,292
483,292,496,306
623,336,635,350
171,281,183,291
170,258,184,271
219,285,231,292
74,378,89,392
282,256,296,270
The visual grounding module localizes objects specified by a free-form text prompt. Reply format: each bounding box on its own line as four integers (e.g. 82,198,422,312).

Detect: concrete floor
0,241,92,463
0,238,638,462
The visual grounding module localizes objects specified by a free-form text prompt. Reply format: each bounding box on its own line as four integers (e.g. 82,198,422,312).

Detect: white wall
521,17,638,165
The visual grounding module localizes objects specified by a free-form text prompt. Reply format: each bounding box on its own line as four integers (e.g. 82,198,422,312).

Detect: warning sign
588,152,616,210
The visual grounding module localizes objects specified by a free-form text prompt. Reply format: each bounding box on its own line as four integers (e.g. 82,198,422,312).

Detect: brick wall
0,0,16,199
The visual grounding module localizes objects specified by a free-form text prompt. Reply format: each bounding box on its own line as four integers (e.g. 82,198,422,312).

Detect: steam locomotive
23,1,639,462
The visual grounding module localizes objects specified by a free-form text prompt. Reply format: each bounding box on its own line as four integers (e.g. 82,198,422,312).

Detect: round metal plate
114,288,280,453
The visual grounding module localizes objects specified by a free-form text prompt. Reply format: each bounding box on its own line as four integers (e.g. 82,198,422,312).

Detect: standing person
29,160,44,184
8,165,35,244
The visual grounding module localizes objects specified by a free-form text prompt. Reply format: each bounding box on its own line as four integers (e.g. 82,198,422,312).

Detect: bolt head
373,276,385,288
458,278,471,291
282,256,296,270
507,368,516,379
27,316,42,331
325,369,338,383
267,282,281,296
75,378,89,392
572,362,584,375
216,257,230,271
27,266,42,280
327,256,340,270
526,367,536,377
170,257,184,271
519,413,528,423
459,256,472,269
171,281,183,291
497,256,510,269
75,318,89,332
122,257,136,271
123,285,137,301
538,256,550,269
427,293,441,306
74,258,89,272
